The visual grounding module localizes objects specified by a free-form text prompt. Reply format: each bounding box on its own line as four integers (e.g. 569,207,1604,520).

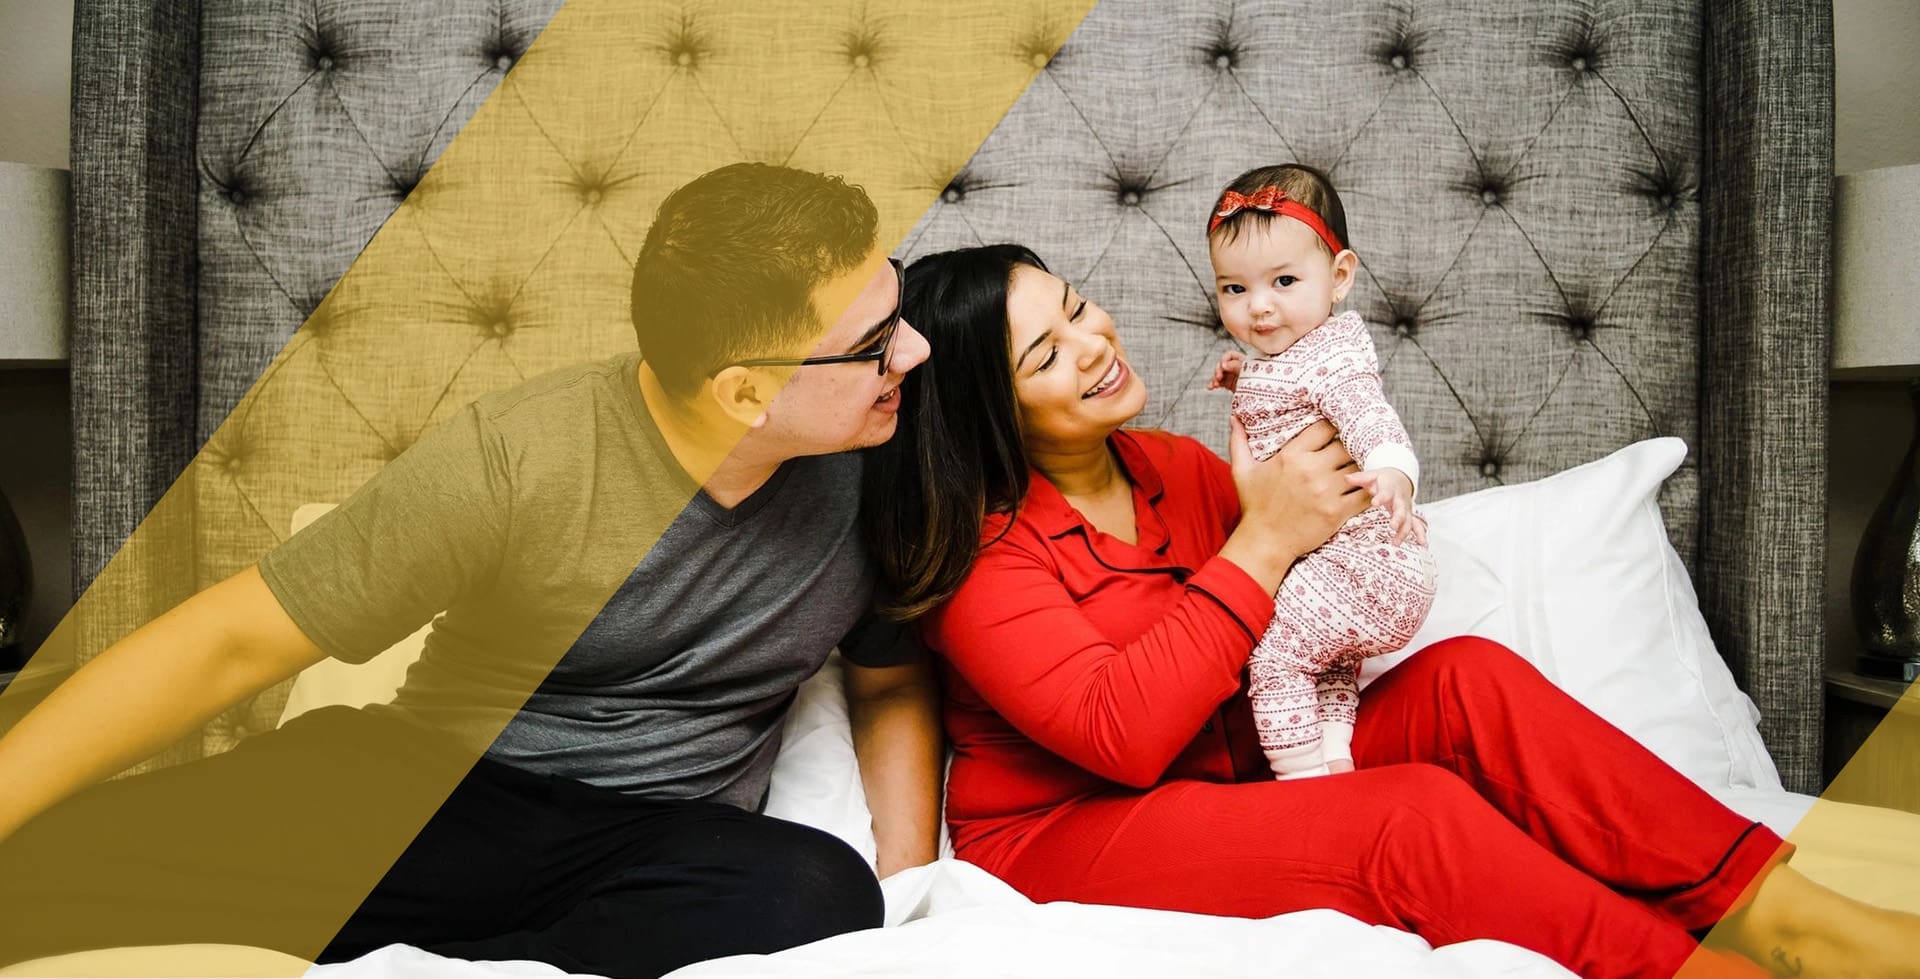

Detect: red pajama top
921,429,1279,868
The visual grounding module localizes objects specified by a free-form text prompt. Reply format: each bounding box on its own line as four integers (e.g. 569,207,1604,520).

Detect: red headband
1208,185,1346,255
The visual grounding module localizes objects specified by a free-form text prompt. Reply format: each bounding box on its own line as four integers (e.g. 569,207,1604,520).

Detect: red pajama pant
965,638,1791,979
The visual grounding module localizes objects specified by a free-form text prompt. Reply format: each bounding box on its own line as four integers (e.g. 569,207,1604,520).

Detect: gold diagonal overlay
0,1,1096,973
1678,688,1920,976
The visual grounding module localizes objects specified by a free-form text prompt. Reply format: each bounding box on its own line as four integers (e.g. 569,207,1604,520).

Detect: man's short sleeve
838,614,926,669
257,404,512,664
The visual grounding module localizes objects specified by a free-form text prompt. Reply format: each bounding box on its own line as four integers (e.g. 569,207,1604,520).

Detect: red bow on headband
1208,185,1346,255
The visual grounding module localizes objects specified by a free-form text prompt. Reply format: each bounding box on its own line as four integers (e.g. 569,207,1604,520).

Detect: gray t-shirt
259,353,913,809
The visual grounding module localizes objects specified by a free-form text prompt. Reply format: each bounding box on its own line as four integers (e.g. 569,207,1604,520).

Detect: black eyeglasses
733,258,905,376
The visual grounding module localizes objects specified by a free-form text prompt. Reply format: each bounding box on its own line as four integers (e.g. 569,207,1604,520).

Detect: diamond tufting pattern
175,0,1093,756
66,0,1835,789
900,0,1703,570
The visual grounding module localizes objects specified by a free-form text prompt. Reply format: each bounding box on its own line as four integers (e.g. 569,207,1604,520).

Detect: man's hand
1347,468,1425,545
1207,351,1246,393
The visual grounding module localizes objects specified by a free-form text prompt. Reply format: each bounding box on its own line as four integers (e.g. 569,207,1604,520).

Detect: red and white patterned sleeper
1229,310,1437,777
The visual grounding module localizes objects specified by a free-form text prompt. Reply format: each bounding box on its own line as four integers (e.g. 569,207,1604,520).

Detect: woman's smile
1083,358,1131,399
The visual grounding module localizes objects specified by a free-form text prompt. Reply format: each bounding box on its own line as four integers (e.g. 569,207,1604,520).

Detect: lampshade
1834,162,1920,379
0,160,71,364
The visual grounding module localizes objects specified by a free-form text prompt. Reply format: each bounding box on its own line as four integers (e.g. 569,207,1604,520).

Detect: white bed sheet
312,856,1569,979
297,789,1890,979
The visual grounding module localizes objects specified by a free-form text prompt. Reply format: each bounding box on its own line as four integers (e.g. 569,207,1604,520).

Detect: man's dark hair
631,163,879,396
1208,162,1350,254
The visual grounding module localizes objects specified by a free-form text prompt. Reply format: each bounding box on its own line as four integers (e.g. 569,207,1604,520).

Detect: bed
52,0,1849,975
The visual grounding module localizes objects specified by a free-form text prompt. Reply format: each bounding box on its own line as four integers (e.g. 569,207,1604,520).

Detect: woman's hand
1219,417,1368,593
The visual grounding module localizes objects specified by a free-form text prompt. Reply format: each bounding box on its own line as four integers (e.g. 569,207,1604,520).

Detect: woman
864,244,1919,979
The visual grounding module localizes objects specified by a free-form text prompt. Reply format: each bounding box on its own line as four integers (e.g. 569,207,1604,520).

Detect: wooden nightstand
1824,669,1920,813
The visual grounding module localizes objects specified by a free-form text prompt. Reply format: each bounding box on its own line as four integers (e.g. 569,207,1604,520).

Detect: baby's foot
1325,759,1355,774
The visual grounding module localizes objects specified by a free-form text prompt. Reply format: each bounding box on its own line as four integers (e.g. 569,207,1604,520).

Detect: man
0,163,939,979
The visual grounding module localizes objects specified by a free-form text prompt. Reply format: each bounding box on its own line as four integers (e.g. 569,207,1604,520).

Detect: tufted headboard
66,1,1832,790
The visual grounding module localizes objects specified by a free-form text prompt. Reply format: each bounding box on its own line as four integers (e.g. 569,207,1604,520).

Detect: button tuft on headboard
665,23,708,70
1018,29,1061,71
842,26,881,69
942,174,971,204
1565,313,1596,341
1393,318,1417,338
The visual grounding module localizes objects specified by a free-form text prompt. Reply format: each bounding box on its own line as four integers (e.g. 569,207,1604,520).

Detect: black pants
0,706,883,978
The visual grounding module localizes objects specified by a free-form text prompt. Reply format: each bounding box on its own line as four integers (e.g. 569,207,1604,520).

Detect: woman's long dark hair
864,245,1047,621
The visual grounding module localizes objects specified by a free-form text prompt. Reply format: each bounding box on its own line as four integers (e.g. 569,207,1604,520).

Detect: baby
1205,164,1436,779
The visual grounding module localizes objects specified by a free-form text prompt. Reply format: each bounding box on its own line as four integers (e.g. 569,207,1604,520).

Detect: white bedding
299,789,1879,979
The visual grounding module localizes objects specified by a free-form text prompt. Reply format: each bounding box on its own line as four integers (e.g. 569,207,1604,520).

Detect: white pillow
1359,437,1780,792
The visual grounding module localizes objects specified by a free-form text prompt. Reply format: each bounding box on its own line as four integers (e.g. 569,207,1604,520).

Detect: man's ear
1330,248,1359,304
708,365,775,430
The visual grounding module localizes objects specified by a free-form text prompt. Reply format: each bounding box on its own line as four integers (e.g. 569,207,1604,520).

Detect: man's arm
842,657,942,879
0,566,326,843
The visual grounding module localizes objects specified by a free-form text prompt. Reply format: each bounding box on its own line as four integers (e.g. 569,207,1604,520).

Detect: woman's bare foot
1715,865,1920,976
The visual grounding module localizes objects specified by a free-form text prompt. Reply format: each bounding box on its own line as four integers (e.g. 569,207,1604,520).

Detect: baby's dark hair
1208,163,1351,255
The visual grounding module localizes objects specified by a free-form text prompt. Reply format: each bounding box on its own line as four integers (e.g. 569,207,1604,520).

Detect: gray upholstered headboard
67,1,1832,789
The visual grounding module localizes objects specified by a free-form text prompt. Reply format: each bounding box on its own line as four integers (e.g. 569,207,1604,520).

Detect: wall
0,0,72,171
1828,0,1920,672
0,0,73,666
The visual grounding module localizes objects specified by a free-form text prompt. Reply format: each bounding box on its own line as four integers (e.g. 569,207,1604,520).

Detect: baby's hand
1346,468,1426,546
1208,351,1246,392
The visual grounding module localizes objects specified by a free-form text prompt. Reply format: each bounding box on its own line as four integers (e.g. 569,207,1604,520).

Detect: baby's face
1210,218,1355,357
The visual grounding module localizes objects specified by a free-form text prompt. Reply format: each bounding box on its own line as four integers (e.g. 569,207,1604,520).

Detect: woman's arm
1217,417,1368,594
0,567,328,843
844,658,943,878
932,537,1270,789
930,421,1364,789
